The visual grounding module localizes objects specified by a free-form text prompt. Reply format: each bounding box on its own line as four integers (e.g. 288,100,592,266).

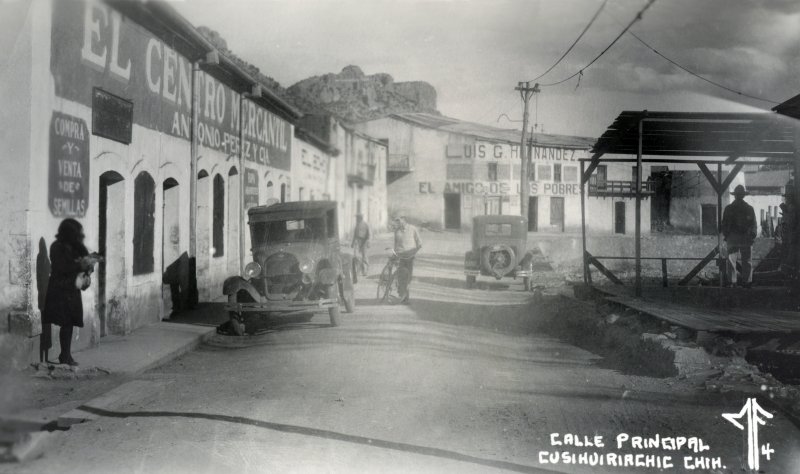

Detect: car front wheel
340,280,355,313
328,286,341,326
328,305,340,327
229,311,245,336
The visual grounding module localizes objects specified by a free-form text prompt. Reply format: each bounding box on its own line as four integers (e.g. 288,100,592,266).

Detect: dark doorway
614,201,626,234
444,193,461,229
650,167,671,231
98,171,125,336
701,204,717,235
528,196,538,231
485,196,502,215
162,178,181,317
550,197,565,232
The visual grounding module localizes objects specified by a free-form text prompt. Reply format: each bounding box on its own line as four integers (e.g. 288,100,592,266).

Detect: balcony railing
387,154,412,172
588,175,656,198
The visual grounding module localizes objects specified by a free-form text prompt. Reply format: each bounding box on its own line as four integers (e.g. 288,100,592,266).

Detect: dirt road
5,232,799,473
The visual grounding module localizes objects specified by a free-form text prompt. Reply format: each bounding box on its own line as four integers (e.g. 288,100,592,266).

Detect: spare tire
481,245,516,278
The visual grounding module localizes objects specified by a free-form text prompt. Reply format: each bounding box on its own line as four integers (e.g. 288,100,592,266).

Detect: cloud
174,0,800,136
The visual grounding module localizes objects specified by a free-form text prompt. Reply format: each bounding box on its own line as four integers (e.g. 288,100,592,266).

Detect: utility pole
516,81,539,224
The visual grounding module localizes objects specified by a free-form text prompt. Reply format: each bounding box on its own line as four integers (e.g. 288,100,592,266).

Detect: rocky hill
196,27,438,122
286,66,438,122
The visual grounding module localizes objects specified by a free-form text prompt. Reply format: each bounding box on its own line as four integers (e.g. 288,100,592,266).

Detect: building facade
295,114,388,239
356,113,645,234
0,0,299,363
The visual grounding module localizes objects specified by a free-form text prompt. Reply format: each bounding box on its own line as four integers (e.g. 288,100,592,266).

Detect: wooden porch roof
590,111,797,162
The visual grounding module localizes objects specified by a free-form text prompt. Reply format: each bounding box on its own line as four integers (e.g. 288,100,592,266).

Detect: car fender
222,276,261,301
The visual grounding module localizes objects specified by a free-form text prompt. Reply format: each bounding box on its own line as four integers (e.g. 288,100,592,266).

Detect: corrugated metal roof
387,113,595,149
774,93,800,119
592,111,796,160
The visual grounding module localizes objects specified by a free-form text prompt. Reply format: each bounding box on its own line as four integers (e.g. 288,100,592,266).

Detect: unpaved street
5,233,800,473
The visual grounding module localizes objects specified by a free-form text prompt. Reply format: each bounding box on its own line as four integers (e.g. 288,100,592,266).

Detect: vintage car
464,215,534,291
223,201,355,335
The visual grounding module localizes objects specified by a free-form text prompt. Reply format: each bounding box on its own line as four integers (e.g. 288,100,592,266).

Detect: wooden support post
697,163,721,194
586,252,623,286
717,163,723,288
581,153,604,185
635,119,643,297
720,163,744,191
678,246,720,286
794,125,800,284
581,160,588,284
661,258,668,288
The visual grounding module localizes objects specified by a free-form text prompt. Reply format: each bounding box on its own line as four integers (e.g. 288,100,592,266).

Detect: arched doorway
196,170,211,301
226,167,240,275
161,178,182,317
97,171,126,336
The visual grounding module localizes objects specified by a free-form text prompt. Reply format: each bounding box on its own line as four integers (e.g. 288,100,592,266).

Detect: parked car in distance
223,201,355,335
464,215,534,291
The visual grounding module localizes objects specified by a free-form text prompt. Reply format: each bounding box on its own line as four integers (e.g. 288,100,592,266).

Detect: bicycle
376,248,417,304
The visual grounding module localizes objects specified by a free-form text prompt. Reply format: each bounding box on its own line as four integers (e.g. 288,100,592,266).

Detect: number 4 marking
762,443,774,461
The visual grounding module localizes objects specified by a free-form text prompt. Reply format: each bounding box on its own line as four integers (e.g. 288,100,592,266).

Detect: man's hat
731,184,749,197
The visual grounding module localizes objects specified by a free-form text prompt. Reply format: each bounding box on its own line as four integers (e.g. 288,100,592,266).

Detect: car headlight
299,258,315,274
244,261,262,279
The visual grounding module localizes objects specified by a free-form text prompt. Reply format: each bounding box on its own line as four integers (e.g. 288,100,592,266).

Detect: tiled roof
386,113,595,149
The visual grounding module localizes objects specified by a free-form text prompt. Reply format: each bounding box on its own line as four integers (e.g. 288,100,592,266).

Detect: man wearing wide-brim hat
721,184,757,288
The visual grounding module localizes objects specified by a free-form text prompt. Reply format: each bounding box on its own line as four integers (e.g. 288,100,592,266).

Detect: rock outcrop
286,66,438,122
196,27,438,122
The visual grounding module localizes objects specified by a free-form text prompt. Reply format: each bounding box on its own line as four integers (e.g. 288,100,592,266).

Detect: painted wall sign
447,142,585,162
418,181,580,196
244,168,259,209
50,0,292,170
49,112,90,217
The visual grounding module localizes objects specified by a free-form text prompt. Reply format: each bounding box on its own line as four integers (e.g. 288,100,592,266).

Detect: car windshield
485,223,512,236
251,217,326,244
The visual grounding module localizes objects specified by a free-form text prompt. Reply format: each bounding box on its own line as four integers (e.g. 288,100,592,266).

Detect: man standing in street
393,215,422,304
721,185,757,288
351,213,370,276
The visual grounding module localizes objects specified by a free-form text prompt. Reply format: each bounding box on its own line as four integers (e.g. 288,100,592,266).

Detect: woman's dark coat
42,241,89,327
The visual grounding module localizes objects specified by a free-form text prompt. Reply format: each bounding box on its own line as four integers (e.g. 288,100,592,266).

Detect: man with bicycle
351,213,370,276
392,215,422,304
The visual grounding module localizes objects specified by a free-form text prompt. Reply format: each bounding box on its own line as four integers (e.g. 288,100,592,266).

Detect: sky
173,0,800,138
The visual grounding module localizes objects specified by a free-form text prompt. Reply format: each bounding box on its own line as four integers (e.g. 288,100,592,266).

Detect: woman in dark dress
42,219,90,366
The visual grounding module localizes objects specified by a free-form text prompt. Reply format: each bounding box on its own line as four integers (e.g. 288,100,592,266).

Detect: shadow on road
410,297,540,334
75,406,558,474
415,275,510,291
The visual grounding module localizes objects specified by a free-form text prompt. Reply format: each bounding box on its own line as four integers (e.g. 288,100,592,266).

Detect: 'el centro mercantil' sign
50,0,291,170
49,112,90,217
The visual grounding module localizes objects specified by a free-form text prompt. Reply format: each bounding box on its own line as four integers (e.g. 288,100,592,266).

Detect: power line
539,0,657,88
528,0,608,82
625,30,780,105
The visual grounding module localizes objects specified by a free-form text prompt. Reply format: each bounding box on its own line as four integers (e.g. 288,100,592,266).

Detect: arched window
213,174,224,257
266,181,274,199
133,171,155,275
280,183,286,203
